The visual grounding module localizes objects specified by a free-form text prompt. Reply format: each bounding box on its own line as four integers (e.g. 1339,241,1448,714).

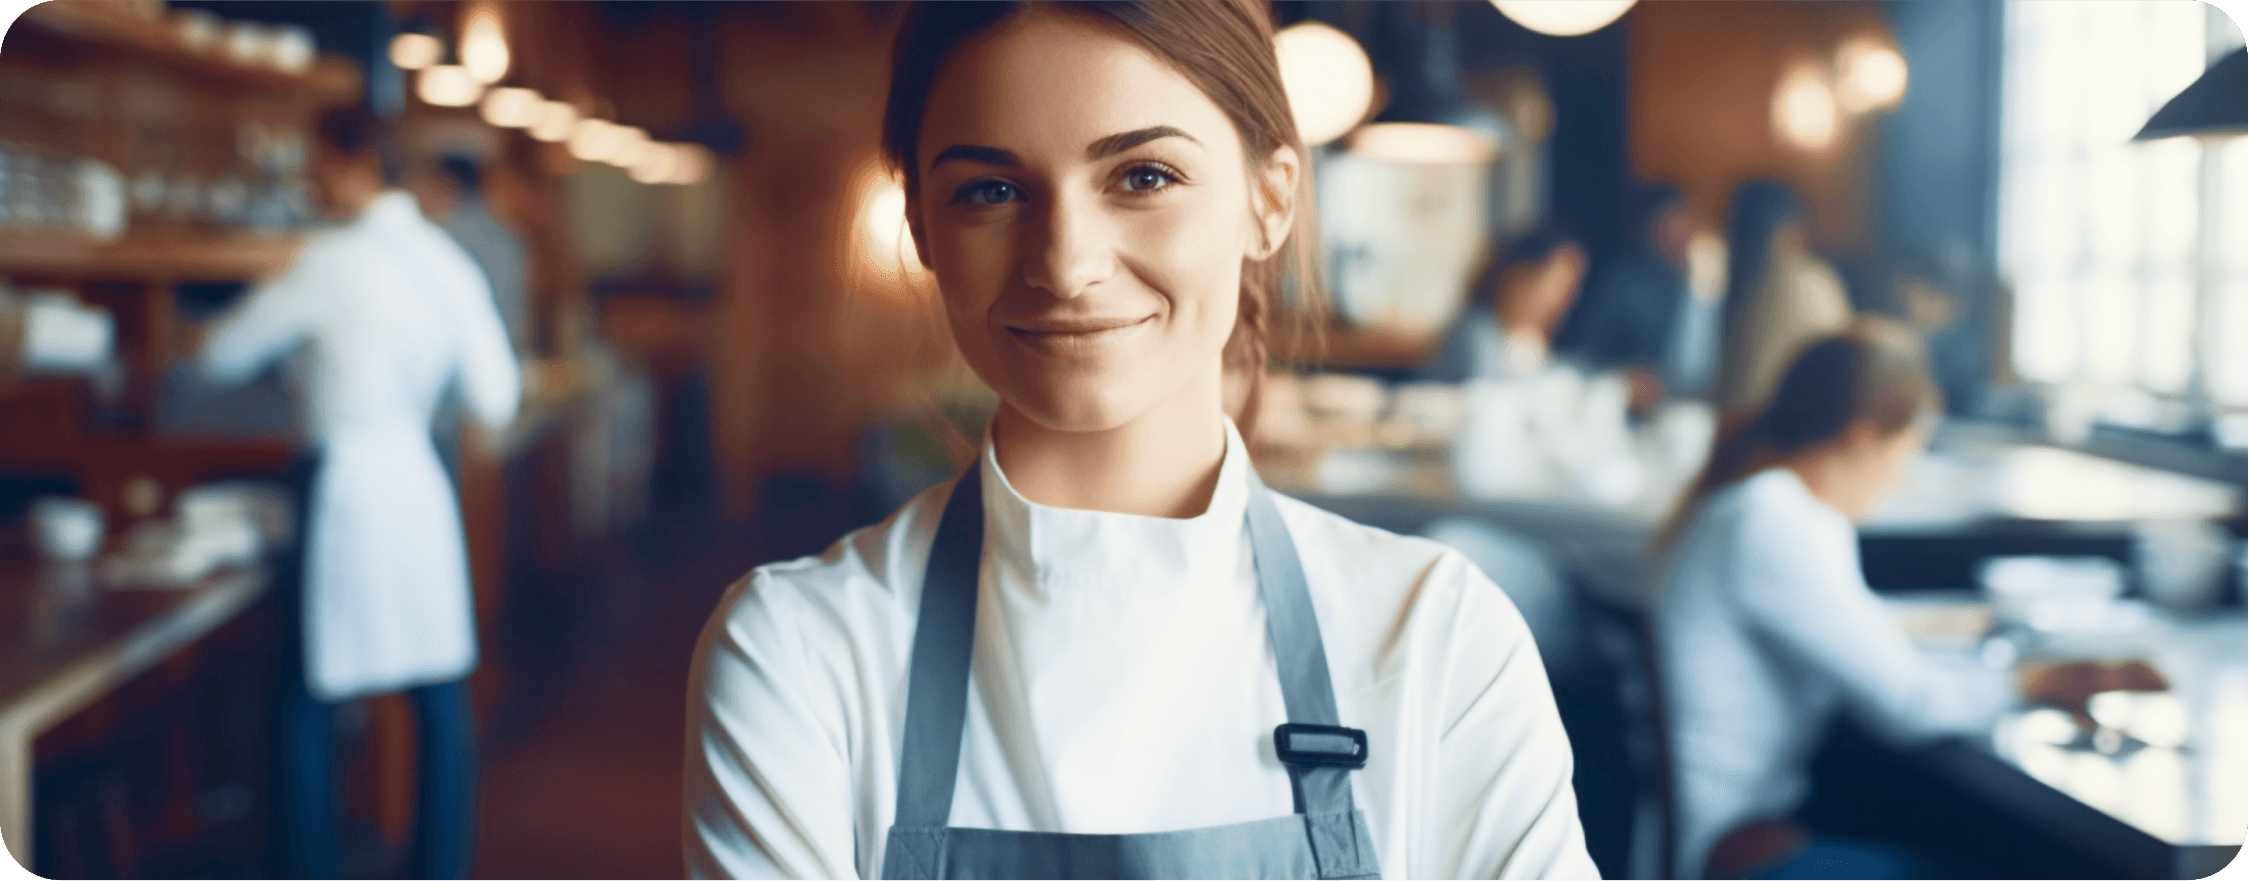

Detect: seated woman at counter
1707,179,1852,419
1652,319,2051,879
1554,182,1723,404
1421,225,1587,384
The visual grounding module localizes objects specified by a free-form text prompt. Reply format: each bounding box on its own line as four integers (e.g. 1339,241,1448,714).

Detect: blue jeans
273,455,477,879
1753,836,1918,880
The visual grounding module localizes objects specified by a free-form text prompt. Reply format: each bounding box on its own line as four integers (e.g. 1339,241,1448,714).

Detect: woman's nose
1021,192,1116,299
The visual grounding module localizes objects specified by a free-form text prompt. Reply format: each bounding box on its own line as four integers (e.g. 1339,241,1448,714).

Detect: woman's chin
1000,383,1152,436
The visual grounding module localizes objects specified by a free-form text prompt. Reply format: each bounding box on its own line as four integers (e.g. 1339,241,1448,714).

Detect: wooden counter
0,550,269,867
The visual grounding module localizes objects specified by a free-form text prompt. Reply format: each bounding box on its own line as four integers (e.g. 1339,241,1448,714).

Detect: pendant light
1487,0,1636,39
2135,48,2248,141
1349,1,1507,165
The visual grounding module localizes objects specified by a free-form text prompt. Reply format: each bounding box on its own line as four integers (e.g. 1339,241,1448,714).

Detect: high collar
976,418,1254,590
357,190,424,229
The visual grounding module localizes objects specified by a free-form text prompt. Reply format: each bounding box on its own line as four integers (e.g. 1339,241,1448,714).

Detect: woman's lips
1004,316,1153,356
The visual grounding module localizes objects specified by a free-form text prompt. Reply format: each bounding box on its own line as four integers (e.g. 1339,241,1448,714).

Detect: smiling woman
683,3,1599,879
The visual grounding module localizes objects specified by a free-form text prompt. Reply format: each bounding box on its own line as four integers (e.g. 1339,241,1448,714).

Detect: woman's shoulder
1695,468,1826,532
703,479,954,649
1268,492,1530,638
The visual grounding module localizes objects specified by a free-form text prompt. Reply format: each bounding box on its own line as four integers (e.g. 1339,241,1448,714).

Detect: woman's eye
953,180,1019,206
1120,165,1180,193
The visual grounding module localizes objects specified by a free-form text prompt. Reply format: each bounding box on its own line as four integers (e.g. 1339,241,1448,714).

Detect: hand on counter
2017,659,2171,726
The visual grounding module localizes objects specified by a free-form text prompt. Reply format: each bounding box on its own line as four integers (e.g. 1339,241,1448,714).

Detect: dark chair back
1577,586,1677,879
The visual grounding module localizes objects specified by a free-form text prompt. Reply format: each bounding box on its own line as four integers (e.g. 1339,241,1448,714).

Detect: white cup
2134,520,2229,613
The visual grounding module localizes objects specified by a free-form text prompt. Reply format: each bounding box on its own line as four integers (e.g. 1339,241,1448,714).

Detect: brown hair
879,0,1326,440
316,104,400,185
1655,317,1939,553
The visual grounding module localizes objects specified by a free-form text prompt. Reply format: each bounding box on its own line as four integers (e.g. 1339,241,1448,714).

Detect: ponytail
1654,411,1780,554
1652,317,1938,557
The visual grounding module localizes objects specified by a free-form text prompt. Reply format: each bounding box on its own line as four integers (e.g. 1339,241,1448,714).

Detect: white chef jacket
684,419,1598,880
1653,468,2013,877
202,190,520,702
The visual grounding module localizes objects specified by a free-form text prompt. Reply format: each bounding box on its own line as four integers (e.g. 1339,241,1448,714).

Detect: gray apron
880,463,1382,880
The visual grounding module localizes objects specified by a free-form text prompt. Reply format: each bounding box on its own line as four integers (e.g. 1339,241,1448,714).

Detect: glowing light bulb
417,65,483,108
607,126,652,168
390,32,443,71
1488,0,1636,37
1835,34,1908,113
528,101,578,143
862,181,917,266
1772,62,1839,152
479,87,541,128
568,119,620,162
628,144,680,184
459,2,510,84
1275,22,1376,146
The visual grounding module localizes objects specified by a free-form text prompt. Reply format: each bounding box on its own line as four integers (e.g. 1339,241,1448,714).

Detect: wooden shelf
0,232,300,280
12,1,361,105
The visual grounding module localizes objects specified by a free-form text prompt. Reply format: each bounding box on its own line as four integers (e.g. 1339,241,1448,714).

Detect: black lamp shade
2136,48,2248,141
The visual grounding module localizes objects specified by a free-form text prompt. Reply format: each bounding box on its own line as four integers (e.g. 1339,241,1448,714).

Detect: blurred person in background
1421,224,1588,384
417,153,532,360
1709,179,1851,417
1651,319,2106,879
683,2,1596,878
197,105,520,880
1557,182,1724,406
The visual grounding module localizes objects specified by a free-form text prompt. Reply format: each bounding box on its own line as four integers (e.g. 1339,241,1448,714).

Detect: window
1998,1,2247,418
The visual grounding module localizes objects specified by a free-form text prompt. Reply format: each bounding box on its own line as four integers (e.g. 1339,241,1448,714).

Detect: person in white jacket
1652,319,2106,879
682,3,1598,879
199,105,519,880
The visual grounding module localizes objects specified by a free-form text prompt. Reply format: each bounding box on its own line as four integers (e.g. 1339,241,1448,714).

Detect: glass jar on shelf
122,72,181,236
74,158,128,241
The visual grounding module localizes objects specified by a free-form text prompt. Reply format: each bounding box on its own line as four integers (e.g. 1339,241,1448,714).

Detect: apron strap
1245,474,1373,876
1243,476,1344,730
892,463,987,829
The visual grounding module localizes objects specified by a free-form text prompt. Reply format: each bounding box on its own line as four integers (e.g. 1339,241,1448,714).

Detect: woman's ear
1247,145,1301,261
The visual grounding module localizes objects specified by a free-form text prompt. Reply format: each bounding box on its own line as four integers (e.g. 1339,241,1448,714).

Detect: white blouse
1654,468,2014,877
683,420,1599,879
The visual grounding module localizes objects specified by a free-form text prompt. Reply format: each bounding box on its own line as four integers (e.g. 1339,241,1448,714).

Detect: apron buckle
1274,723,1369,769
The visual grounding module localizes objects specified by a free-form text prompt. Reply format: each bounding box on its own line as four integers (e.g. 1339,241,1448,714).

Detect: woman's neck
1785,452,1872,522
990,386,1229,520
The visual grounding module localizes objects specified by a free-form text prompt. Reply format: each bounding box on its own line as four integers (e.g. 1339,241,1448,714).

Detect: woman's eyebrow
927,126,1200,172
1087,126,1200,159
929,144,1021,170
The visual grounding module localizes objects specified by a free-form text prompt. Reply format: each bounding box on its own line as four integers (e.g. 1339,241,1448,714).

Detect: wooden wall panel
1628,0,1891,255
708,3,957,516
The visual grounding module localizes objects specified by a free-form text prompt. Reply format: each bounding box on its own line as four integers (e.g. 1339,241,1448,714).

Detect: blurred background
0,0,2243,878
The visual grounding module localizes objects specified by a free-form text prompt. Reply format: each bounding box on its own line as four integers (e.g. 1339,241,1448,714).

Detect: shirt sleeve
684,572,860,880
200,243,323,384
437,237,521,431
1729,500,2013,745
1430,557,1602,880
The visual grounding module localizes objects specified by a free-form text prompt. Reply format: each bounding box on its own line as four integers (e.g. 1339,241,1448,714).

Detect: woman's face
909,10,1293,434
